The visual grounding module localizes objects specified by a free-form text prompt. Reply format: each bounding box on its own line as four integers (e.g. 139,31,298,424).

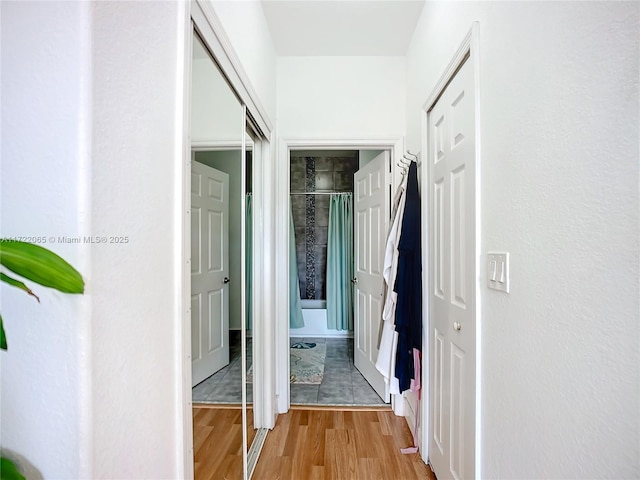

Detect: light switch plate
487,252,510,293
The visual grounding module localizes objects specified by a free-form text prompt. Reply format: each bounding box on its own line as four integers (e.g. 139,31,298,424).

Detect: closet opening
286,148,388,407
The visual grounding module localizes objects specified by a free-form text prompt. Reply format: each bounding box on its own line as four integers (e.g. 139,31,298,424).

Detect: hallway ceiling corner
260,0,425,56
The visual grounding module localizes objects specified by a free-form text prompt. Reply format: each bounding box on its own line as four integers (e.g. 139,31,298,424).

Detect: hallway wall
406,2,639,478
209,0,278,124
277,56,406,139
90,1,187,477
1,2,92,477
1,1,275,478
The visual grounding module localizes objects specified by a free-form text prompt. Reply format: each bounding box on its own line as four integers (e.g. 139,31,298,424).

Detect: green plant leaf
0,457,26,480
0,240,84,294
0,313,7,350
1,272,40,302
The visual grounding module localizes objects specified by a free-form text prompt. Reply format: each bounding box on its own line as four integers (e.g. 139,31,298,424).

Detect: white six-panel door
354,151,391,402
429,57,476,479
191,160,230,387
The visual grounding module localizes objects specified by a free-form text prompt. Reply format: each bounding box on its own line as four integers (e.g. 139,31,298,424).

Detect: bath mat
290,342,326,384
246,342,326,385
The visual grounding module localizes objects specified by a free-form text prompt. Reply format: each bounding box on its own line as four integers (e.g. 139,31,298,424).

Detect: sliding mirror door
190,30,249,479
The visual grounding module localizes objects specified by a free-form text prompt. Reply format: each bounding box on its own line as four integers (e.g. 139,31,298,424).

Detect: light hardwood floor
193,405,255,480
194,406,436,480
252,407,436,480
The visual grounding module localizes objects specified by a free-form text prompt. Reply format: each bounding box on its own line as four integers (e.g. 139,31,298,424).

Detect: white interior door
191,159,230,387
354,151,391,402
428,57,476,479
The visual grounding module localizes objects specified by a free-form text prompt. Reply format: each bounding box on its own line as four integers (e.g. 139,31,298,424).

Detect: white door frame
179,1,275,478
420,22,481,470
275,137,404,415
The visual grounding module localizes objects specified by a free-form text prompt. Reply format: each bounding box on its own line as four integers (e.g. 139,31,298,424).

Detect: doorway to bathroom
284,145,401,408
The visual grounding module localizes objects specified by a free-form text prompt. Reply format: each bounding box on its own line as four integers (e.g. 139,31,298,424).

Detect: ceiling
261,0,426,56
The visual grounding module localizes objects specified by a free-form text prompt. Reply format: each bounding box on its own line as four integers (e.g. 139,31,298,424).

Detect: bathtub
290,300,352,338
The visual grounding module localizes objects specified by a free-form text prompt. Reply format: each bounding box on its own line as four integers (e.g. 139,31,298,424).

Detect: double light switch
488,252,510,293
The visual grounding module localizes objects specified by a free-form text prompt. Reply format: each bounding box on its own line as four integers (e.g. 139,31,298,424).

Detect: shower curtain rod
290,192,352,196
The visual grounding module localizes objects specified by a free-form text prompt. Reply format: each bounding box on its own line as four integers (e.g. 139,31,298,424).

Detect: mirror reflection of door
191,156,230,386
190,31,248,480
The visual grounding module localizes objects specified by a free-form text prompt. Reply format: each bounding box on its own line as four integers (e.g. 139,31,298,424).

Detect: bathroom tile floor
289,337,387,406
192,334,386,407
192,331,252,404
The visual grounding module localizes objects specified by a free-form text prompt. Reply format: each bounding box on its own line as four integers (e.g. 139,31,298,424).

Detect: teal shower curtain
326,193,354,331
245,194,253,330
289,203,305,329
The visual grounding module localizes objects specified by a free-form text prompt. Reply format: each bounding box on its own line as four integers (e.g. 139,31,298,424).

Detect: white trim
249,125,277,430
391,393,405,416
241,105,249,480
422,24,476,112
265,129,279,428
275,137,405,414
420,103,429,466
471,22,483,479
177,4,193,479
191,140,244,150
420,22,481,474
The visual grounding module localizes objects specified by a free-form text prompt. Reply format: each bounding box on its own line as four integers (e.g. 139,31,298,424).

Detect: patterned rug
289,342,326,384
246,342,326,385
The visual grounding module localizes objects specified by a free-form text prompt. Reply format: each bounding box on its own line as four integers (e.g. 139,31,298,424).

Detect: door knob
351,277,358,285
453,322,461,331
223,277,230,284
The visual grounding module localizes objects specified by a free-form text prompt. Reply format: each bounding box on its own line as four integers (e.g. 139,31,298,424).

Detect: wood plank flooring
194,406,435,480
252,408,436,480
193,405,255,480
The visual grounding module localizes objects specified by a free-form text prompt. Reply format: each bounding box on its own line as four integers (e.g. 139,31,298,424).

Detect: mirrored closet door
190,30,251,480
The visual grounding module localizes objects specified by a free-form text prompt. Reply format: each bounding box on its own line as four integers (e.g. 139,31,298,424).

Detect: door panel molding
354,151,391,402
191,161,229,386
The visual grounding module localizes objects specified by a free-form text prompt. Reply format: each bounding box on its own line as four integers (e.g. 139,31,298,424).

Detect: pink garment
410,348,421,393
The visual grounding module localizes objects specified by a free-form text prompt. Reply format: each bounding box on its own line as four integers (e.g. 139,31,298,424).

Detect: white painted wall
2,0,274,478
194,151,244,330
90,1,187,478
210,0,278,123
406,2,639,478
277,56,406,138
0,2,92,477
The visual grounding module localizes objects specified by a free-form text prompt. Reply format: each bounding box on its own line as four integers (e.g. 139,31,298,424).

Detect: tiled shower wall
290,153,359,300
